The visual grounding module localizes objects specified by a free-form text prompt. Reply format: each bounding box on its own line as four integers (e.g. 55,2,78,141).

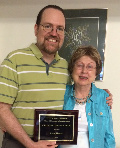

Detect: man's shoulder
56,54,68,63
55,54,68,69
8,46,32,55
6,45,33,60
59,57,68,64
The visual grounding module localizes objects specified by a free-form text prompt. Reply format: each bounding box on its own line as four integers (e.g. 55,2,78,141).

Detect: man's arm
104,89,113,109
0,102,57,148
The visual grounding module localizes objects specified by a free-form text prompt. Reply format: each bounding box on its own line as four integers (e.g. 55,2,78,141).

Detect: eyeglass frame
39,23,66,35
74,62,96,71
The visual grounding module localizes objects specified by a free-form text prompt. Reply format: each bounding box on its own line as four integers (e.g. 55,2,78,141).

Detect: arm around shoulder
104,89,113,109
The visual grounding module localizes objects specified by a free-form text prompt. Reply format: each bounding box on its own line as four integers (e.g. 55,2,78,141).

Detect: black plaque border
34,109,78,145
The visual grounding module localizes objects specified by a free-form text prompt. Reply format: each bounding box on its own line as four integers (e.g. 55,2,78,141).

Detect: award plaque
34,109,78,145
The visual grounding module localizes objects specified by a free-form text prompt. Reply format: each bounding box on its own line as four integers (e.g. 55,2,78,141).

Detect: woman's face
72,56,96,87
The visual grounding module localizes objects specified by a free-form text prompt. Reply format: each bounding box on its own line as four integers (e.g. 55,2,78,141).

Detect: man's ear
34,24,38,36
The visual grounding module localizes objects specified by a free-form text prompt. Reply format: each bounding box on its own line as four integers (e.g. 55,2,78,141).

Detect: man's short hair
36,5,65,25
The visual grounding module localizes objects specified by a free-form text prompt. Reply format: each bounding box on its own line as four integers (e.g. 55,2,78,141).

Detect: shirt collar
89,83,98,103
29,43,61,61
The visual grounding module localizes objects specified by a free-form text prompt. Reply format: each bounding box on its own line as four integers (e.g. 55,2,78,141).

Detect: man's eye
57,27,64,31
44,25,51,29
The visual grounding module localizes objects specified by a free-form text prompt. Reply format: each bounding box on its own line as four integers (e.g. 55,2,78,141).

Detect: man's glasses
75,62,96,71
40,24,65,35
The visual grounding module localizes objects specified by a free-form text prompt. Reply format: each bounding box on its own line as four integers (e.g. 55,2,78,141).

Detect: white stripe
1,65,17,73
49,71,69,76
0,82,18,89
18,88,65,92
17,71,46,74
17,70,68,76
21,124,34,127
59,57,64,59
12,105,63,110
9,52,35,58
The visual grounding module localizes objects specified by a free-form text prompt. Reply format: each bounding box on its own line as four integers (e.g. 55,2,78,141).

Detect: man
0,5,113,148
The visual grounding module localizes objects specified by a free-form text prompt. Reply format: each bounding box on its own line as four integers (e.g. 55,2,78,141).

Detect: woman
60,46,115,148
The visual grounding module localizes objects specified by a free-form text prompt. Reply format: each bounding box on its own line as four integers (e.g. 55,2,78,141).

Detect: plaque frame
34,109,78,145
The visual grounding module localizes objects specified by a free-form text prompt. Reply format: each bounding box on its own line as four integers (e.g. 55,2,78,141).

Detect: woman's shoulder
92,84,110,109
65,84,73,95
92,83,109,97
66,84,73,89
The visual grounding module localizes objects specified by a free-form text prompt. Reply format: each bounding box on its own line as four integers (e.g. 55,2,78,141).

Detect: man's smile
48,38,57,43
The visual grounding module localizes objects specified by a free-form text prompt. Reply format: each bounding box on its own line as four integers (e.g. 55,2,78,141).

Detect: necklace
73,88,91,105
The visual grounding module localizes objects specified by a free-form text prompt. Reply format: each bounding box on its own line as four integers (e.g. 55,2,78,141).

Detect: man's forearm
0,103,34,148
0,103,57,148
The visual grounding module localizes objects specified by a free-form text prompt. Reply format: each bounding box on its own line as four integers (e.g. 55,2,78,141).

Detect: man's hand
27,140,58,148
0,127,6,133
0,102,58,148
104,89,113,109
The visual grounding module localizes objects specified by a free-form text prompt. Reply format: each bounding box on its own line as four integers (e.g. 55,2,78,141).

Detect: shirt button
88,100,91,103
100,112,103,115
88,112,91,115
91,139,94,142
90,123,93,126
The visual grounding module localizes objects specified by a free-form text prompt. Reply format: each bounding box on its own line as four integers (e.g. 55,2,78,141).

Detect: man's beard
41,43,60,55
37,39,61,55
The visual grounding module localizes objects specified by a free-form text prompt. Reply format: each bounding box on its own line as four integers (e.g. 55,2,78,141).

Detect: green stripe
4,59,13,64
19,82,66,86
17,64,68,70
0,76,18,85
0,93,16,99
14,99,64,103
17,64,45,67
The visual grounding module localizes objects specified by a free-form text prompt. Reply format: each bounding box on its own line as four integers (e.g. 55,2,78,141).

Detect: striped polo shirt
0,43,70,137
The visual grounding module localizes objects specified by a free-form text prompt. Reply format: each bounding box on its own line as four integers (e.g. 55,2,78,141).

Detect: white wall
0,0,120,147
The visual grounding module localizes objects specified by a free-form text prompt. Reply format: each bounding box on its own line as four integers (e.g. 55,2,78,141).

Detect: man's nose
50,28,58,36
